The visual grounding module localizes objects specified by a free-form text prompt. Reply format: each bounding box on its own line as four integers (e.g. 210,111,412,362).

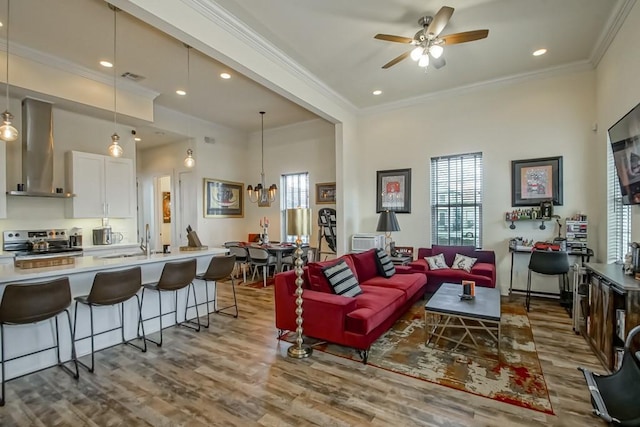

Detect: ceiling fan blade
382,51,411,69
441,29,489,45
374,34,413,44
431,55,446,69
425,6,454,37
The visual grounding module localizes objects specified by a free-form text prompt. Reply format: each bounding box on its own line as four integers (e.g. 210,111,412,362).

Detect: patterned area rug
283,298,554,414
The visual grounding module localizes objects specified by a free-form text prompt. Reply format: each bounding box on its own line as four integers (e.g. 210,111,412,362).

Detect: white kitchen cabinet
67,151,134,218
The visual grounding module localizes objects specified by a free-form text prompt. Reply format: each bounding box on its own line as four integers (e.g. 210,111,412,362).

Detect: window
607,141,631,263
431,153,483,248
281,172,310,242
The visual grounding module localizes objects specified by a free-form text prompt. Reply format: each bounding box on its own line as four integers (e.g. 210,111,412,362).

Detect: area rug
282,299,554,415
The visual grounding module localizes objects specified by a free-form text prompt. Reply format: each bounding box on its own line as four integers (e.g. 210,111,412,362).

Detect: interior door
178,171,196,247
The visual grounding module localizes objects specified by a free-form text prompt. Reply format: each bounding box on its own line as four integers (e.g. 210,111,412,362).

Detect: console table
581,263,640,371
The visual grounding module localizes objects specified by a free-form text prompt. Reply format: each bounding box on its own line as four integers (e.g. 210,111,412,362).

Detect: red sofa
275,249,427,362
409,245,496,293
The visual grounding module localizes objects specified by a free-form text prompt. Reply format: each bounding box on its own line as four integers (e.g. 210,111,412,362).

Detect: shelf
506,217,552,230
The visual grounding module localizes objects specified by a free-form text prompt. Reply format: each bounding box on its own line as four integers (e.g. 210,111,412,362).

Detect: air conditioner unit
351,233,385,253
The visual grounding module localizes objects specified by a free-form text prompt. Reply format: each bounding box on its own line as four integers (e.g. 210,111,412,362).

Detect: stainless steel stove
3,229,83,258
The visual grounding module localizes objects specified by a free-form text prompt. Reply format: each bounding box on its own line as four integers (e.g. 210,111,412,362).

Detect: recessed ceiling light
533,48,547,57
100,60,113,68
176,90,187,96
373,90,382,96
134,137,141,142
0,22,4,27
220,72,231,79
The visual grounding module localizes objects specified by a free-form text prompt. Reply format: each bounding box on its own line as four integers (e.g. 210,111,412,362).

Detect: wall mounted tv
610,101,640,205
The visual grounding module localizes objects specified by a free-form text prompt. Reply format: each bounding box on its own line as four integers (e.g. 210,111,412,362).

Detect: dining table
241,242,297,273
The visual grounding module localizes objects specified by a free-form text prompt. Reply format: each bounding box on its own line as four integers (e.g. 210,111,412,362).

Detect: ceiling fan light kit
375,5,488,72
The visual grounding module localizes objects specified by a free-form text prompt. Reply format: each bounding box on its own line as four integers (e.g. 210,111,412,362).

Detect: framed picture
203,178,244,218
316,182,336,204
376,168,411,213
162,192,171,223
511,156,563,206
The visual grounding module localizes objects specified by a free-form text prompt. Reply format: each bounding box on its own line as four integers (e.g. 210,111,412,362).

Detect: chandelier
247,111,277,206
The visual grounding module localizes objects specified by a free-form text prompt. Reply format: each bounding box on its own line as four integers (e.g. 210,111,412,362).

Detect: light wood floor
0,282,606,426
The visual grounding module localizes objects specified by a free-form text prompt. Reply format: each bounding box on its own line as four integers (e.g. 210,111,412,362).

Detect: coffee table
424,282,501,353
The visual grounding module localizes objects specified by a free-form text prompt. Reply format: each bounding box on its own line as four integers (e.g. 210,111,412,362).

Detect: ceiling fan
374,6,488,70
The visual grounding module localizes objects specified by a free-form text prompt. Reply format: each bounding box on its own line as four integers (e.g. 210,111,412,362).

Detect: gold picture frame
316,182,336,204
203,178,244,218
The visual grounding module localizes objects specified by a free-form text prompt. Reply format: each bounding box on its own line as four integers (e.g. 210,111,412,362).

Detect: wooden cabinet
66,151,134,218
584,263,640,371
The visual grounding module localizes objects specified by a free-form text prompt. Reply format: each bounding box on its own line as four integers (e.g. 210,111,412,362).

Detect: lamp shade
287,208,312,236
376,210,400,232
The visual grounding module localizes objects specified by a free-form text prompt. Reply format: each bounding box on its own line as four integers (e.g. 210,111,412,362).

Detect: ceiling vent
121,71,144,81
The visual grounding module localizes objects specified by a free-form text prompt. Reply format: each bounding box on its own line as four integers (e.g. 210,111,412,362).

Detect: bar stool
73,266,146,373
0,277,79,406
526,249,570,312
194,254,238,325
140,258,198,347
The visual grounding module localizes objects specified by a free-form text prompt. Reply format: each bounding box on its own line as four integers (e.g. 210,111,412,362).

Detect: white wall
359,71,598,294
596,2,640,260
244,118,336,250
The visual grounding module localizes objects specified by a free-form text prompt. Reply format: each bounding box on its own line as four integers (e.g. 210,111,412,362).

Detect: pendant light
183,45,195,168
247,111,277,206
0,0,18,142
107,4,123,158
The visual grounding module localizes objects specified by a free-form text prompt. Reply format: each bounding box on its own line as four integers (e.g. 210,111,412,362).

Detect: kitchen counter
0,247,228,381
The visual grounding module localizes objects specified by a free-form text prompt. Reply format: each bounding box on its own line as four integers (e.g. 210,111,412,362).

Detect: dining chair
247,247,276,287
280,245,310,272
226,245,250,283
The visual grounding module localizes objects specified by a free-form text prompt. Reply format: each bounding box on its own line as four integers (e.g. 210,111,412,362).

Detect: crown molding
186,0,357,115
0,39,160,101
590,0,636,67
360,60,594,117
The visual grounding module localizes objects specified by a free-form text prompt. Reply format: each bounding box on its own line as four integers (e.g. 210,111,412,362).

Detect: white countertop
0,248,227,284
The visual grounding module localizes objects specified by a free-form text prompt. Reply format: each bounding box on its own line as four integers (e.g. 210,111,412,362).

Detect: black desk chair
526,250,570,312
579,325,640,426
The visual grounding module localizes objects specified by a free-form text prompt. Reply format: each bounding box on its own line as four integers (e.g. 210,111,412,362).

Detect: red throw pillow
307,257,357,293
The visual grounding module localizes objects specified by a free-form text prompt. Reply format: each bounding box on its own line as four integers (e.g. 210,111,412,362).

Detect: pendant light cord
187,45,190,139
5,0,10,111
113,5,117,132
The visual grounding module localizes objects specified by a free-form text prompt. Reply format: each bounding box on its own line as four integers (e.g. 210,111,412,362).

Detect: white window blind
431,152,483,248
281,172,310,242
607,142,631,263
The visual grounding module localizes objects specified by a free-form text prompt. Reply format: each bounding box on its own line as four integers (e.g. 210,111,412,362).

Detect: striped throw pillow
322,260,362,297
375,249,396,278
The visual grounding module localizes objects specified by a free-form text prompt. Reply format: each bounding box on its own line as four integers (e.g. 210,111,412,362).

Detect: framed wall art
162,192,171,223
376,168,411,213
511,156,563,206
203,178,244,218
316,182,336,204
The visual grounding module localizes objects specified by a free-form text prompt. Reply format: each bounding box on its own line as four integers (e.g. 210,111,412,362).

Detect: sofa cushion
432,245,475,267
451,253,477,273
363,273,425,299
307,257,357,294
471,262,494,277
426,268,494,287
323,260,362,297
345,286,405,335
425,253,448,270
350,249,380,282
375,249,396,278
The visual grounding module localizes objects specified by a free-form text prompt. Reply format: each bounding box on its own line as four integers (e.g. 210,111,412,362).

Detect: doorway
154,175,172,251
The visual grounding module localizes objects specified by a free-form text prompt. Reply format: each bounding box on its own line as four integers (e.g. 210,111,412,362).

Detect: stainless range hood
7,98,74,198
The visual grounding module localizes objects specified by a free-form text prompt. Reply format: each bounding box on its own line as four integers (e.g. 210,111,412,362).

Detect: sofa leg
276,329,287,340
358,349,369,364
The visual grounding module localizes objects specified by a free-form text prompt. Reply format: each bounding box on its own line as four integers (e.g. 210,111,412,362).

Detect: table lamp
286,207,313,358
376,210,400,252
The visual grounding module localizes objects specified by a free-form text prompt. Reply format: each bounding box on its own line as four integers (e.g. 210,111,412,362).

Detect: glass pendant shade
418,54,430,68
108,132,123,158
430,44,444,59
410,47,423,61
184,148,195,168
0,111,18,142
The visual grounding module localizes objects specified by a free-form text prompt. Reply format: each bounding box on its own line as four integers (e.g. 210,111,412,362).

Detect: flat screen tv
609,101,640,205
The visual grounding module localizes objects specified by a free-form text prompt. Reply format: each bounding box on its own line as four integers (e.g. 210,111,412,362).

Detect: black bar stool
194,254,238,326
526,249,570,312
73,266,146,373
0,277,79,406
140,258,198,347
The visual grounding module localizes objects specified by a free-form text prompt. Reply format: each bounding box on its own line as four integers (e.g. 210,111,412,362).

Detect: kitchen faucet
140,224,151,256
